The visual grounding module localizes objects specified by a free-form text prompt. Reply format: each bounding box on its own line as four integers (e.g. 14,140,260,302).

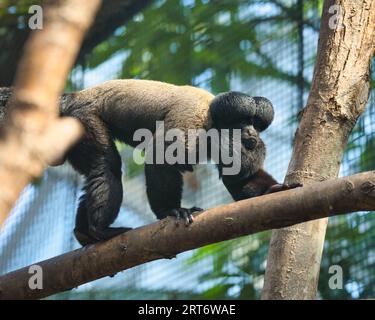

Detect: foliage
319,212,375,299
186,232,271,299
87,0,316,93
0,0,40,27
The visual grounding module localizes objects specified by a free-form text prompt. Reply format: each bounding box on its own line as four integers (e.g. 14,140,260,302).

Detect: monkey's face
209,91,274,181
236,121,260,151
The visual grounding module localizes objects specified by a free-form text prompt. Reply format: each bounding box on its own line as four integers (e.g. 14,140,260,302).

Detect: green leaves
87,0,312,92
187,233,271,299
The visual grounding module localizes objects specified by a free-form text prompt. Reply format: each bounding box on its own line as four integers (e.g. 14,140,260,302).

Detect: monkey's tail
0,87,73,122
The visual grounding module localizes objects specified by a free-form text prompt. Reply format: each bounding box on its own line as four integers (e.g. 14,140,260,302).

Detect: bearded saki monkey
0,80,288,246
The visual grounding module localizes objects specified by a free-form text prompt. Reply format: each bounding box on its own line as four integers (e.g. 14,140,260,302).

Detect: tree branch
0,0,101,227
0,171,375,299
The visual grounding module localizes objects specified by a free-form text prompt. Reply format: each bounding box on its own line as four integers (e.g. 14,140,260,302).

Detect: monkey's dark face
236,120,260,151
209,91,274,181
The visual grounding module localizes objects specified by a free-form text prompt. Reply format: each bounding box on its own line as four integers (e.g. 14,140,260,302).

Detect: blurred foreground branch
0,0,102,227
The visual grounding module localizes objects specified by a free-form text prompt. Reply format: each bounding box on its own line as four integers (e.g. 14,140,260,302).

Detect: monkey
0,80,292,246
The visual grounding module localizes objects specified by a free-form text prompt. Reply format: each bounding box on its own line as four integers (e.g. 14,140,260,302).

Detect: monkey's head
209,91,274,181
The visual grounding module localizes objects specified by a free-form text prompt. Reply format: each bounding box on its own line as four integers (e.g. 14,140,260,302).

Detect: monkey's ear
253,97,274,132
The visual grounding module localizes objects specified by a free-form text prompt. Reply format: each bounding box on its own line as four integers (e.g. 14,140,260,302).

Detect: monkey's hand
264,183,302,195
161,207,204,226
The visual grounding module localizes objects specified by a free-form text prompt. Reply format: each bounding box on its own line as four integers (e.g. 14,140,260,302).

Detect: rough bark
262,0,375,300
0,171,375,299
0,1,102,227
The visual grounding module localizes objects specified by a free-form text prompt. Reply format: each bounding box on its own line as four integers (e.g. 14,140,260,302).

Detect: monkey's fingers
190,206,204,212
181,210,191,226
286,182,303,189
173,208,192,226
186,207,204,225
166,207,204,226
169,209,181,226
265,183,303,194
189,207,204,222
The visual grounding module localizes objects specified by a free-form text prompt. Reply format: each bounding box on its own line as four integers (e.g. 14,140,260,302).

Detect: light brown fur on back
74,79,215,143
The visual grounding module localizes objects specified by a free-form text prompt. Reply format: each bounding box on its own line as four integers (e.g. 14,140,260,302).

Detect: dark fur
0,87,13,122
0,82,278,246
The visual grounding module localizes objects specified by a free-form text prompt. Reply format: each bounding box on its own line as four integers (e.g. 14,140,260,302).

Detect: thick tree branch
262,0,375,299
0,171,374,299
0,1,101,227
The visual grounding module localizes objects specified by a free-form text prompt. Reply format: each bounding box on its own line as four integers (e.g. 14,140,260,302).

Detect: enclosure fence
0,0,374,299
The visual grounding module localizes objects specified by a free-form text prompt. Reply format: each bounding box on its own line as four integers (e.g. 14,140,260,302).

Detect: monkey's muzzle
243,137,258,150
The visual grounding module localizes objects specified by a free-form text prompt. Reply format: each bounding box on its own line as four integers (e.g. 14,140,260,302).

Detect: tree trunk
0,171,375,299
262,0,375,300
0,0,101,227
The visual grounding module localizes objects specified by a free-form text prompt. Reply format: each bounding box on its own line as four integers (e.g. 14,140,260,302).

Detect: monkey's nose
243,137,258,150
246,125,257,135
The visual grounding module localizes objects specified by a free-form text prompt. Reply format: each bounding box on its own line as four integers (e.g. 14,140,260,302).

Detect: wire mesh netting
0,0,374,299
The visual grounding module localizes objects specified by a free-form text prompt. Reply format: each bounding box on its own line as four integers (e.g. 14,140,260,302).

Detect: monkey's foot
165,207,204,226
74,226,132,247
89,226,133,242
74,229,97,246
265,183,303,194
